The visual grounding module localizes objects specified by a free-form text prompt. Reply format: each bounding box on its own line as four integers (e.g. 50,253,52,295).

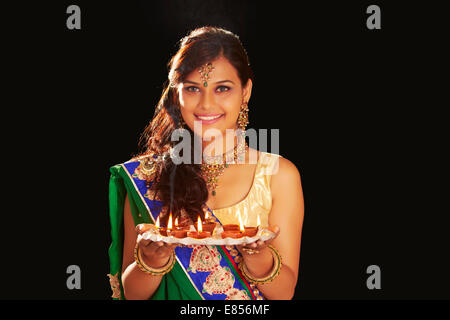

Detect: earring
237,102,249,130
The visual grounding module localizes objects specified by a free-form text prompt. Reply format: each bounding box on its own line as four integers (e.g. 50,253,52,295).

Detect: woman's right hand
135,224,178,269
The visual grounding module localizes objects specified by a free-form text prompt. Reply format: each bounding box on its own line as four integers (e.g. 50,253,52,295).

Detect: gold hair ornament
198,62,215,87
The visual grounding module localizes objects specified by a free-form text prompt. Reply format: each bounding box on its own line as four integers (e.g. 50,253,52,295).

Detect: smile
195,113,225,124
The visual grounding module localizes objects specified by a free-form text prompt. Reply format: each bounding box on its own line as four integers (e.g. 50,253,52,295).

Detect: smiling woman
179,56,251,140
107,26,304,300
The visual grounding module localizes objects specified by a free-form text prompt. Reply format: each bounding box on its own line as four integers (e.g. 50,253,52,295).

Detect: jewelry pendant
199,63,215,87
201,140,247,197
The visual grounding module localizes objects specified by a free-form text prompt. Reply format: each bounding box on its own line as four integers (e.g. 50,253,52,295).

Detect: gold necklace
201,138,247,196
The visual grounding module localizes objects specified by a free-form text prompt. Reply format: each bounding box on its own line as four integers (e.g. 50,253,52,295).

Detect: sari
107,152,280,300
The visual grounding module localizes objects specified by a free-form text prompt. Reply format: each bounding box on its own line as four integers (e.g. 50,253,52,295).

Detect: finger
142,240,162,252
266,225,280,241
271,225,280,235
137,234,152,247
236,245,247,253
135,224,146,234
154,244,176,259
141,239,153,247
256,240,265,247
165,243,179,250
135,223,153,235
142,241,162,256
153,241,165,248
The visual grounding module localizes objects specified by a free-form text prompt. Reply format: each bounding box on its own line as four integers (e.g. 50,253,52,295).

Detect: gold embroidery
250,283,264,300
144,186,162,201
186,244,258,299
226,288,250,300
202,266,235,295
107,273,122,299
133,156,158,182
187,245,221,273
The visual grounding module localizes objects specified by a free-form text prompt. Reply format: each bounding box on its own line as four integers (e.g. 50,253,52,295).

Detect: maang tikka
198,62,215,87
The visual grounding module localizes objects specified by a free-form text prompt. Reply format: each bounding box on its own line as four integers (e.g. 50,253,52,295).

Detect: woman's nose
199,89,215,110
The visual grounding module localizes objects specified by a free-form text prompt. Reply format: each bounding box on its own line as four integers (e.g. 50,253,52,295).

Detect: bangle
239,245,282,285
134,244,176,276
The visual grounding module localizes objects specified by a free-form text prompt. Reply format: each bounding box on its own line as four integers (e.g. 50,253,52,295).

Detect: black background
2,0,448,300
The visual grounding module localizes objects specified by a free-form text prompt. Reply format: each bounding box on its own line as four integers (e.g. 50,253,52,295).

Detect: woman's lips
194,113,224,124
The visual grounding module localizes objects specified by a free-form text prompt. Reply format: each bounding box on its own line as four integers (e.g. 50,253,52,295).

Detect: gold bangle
134,244,176,276
239,245,282,285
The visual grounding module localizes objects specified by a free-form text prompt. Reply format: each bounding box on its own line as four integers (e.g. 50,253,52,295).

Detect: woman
108,26,304,300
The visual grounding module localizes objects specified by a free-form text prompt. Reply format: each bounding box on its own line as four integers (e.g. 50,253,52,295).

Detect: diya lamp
222,224,240,232
242,214,260,237
187,216,211,239
168,216,190,238
174,216,191,231
197,211,217,234
155,215,170,236
138,223,154,234
221,214,245,239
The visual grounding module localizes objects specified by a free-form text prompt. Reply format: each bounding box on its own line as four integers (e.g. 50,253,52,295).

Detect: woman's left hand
236,225,280,257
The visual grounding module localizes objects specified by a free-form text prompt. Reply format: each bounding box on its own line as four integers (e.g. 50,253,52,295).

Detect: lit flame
257,214,261,227
168,213,173,230
238,214,244,232
155,216,160,228
205,211,209,220
197,216,203,232
175,217,179,227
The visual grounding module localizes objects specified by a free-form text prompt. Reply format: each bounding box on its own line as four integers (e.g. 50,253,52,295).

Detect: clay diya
157,213,176,237
242,226,258,237
221,230,244,239
197,221,216,234
167,216,191,238
187,216,211,239
221,221,244,238
187,230,211,239
168,225,190,238
153,216,168,236
159,227,169,236
222,224,240,232
167,229,186,238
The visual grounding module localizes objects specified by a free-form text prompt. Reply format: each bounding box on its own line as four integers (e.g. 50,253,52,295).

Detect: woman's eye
216,86,230,93
185,86,199,92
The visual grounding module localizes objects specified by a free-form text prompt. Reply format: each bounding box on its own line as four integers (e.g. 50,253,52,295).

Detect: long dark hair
137,26,253,225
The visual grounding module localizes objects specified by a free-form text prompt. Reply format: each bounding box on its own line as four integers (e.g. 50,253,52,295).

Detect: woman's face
178,56,252,141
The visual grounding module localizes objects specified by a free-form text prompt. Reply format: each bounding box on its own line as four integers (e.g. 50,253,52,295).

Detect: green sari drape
108,164,202,300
